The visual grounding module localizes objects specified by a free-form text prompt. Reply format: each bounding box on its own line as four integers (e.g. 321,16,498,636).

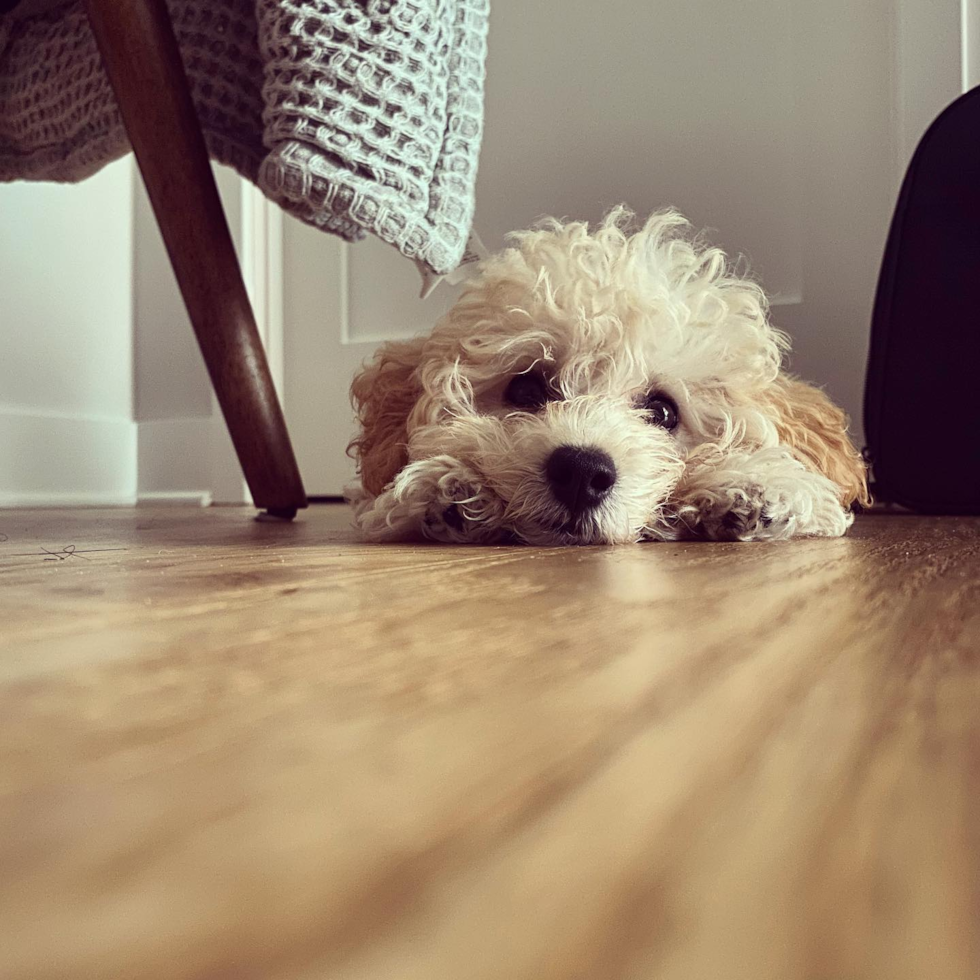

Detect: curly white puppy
347,209,869,545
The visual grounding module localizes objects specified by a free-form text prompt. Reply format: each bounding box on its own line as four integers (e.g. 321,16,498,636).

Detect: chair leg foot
256,507,300,523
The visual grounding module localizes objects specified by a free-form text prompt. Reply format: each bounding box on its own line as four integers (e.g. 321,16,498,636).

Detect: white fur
347,209,866,545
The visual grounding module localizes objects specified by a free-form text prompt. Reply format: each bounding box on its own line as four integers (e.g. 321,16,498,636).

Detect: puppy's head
350,209,867,544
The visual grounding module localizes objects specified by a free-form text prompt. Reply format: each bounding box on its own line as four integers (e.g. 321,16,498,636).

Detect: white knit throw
0,0,488,274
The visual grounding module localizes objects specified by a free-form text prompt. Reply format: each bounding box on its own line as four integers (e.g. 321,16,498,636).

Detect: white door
278,0,970,496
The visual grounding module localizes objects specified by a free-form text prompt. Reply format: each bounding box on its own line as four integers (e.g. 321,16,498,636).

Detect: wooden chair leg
82,0,307,519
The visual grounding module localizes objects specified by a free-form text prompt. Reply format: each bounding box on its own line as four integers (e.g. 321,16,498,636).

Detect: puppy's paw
662,448,855,542
422,476,504,544
671,481,851,541
349,457,504,543
688,486,788,541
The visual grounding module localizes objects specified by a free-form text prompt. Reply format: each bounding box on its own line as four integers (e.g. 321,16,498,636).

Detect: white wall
0,156,252,507
0,157,136,506
131,164,249,505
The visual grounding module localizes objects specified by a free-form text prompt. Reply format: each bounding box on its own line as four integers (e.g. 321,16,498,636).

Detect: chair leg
82,0,307,519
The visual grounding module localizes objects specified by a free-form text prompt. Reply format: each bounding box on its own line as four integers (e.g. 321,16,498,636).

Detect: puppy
347,208,869,544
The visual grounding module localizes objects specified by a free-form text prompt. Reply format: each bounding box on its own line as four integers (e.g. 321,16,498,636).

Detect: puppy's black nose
545,446,617,515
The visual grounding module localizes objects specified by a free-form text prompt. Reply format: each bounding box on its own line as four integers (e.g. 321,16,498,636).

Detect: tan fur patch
349,337,426,496
761,376,871,508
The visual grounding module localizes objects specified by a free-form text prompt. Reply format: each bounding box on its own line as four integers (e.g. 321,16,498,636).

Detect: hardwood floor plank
0,508,978,979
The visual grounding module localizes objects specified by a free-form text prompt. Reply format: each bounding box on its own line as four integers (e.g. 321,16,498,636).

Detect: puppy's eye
643,393,680,431
504,371,552,411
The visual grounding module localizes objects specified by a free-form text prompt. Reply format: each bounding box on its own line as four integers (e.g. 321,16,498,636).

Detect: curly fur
347,208,869,544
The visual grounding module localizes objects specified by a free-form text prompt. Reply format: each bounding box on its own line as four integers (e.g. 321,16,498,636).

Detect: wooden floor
1,506,979,980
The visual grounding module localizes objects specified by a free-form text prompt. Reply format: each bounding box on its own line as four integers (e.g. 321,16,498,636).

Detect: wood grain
1,506,978,979
83,0,306,515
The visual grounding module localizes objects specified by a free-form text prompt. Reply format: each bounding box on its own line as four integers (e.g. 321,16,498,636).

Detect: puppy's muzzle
545,445,617,517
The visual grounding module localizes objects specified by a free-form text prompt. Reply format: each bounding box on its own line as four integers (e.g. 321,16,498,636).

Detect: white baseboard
0,491,138,508
137,491,213,507
0,413,244,508
137,416,249,505
136,417,212,496
0,409,136,508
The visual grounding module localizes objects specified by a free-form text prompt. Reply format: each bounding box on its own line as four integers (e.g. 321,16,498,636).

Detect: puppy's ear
349,337,426,496
763,376,871,508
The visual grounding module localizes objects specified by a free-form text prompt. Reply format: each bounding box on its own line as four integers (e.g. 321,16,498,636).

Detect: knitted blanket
0,0,488,274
